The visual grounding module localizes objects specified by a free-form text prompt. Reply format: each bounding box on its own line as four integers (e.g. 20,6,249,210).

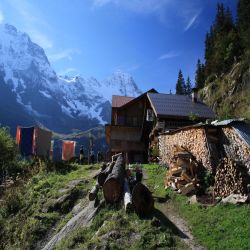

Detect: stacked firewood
164,145,199,195
214,158,250,197
89,153,154,216
222,127,250,170
159,128,212,171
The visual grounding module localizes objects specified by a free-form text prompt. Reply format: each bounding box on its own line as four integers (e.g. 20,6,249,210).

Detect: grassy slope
0,162,182,250
200,61,250,121
54,205,179,250
0,162,98,250
144,164,250,250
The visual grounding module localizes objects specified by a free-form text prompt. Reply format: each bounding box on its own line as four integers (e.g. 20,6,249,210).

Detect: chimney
191,88,198,103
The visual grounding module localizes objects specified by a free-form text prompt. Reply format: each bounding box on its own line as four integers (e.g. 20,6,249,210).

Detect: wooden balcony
105,124,145,152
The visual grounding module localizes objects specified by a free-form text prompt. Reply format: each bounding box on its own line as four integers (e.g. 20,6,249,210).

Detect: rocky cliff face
199,62,250,120
0,23,142,134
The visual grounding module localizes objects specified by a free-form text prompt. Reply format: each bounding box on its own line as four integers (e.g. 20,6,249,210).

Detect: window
146,109,154,121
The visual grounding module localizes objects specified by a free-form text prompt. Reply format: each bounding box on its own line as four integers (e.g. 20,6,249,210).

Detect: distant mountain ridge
0,23,142,134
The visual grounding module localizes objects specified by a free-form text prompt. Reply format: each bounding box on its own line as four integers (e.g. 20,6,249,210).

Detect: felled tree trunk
132,182,154,216
103,155,125,204
112,152,123,162
97,162,115,187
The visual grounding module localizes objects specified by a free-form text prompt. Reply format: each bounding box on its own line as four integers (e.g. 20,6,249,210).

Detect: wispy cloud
48,49,81,62
58,68,79,76
184,12,200,31
158,51,179,60
0,9,4,24
92,0,202,31
92,0,171,15
113,62,142,73
5,0,53,49
28,29,53,49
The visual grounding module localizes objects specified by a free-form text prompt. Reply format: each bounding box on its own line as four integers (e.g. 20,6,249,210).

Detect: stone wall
159,128,212,170
221,127,250,170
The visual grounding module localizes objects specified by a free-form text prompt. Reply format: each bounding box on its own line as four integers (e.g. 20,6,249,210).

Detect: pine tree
204,28,214,77
237,0,250,53
204,3,240,77
185,77,192,95
195,59,205,89
213,3,226,33
175,70,185,95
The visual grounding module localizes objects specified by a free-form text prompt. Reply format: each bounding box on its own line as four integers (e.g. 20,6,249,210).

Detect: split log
123,178,132,212
88,183,99,201
181,172,193,183
103,155,125,204
97,162,115,187
132,182,154,216
180,183,195,195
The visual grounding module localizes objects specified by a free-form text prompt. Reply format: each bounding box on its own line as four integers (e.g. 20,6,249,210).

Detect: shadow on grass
153,208,190,239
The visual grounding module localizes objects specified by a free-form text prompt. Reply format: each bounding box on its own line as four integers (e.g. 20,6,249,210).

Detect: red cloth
16,127,21,145
62,141,76,161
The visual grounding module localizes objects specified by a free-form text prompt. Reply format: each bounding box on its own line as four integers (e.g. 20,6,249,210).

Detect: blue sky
0,0,237,93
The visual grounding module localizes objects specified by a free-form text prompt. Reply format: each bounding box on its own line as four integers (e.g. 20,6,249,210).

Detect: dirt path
143,168,204,250
157,202,204,250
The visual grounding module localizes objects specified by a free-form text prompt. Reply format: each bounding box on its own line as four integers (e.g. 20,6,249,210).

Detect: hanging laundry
16,126,52,158
62,141,76,161
33,127,52,158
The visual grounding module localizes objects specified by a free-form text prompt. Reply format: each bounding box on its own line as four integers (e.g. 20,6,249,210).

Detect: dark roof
112,95,135,108
212,118,245,126
112,88,158,109
232,122,250,148
147,93,215,119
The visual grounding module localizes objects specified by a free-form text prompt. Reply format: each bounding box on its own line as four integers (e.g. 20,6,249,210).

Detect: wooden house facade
105,89,215,163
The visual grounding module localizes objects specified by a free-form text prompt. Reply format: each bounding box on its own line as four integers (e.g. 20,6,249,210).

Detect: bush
0,127,19,182
0,127,18,164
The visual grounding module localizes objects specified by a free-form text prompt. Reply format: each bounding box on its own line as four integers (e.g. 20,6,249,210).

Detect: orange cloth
62,141,76,161
16,127,21,145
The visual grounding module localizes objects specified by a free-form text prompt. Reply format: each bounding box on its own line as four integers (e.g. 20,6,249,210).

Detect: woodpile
89,154,154,216
160,123,250,201
214,158,250,197
159,127,212,171
164,145,199,195
221,127,250,170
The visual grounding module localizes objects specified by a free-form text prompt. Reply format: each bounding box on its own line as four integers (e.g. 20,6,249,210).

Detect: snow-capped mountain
0,23,141,134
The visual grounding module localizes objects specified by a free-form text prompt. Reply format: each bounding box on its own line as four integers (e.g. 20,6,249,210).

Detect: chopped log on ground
103,155,125,204
88,183,99,201
164,146,198,195
132,182,154,217
123,178,132,212
93,163,107,179
214,158,250,197
97,161,115,187
112,152,123,162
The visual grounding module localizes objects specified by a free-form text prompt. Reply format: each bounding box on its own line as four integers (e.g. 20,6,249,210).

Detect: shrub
0,127,17,164
0,127,19,182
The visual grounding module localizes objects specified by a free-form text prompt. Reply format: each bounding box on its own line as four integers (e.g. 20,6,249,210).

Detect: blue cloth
20,127,34,156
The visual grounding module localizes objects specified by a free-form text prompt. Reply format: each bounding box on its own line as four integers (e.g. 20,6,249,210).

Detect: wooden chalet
105,88,215,163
